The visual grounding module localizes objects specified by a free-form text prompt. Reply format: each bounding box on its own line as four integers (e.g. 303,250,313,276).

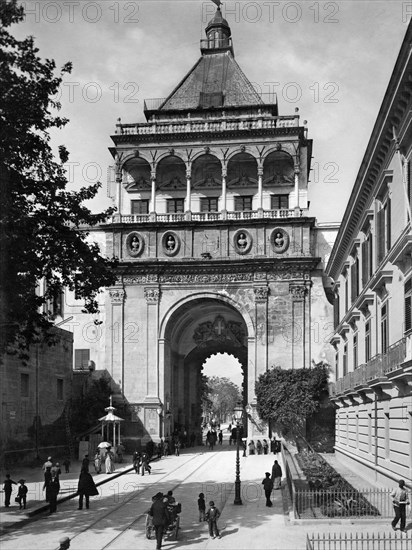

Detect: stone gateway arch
92,5,335,442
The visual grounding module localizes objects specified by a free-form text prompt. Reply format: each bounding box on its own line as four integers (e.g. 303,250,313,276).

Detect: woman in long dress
105,447,115,474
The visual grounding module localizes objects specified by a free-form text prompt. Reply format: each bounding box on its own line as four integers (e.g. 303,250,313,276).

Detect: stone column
185,167,192,218
257,166,263,212
294,164,300,209
221,166,227,218
289,283,308,369
108,288,125,392
150,170,156,215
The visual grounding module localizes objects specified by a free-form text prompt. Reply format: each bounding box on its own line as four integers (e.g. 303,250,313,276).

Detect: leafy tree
0,1,117,358
69,376,113,436
255,362,330,437
207,376,242,423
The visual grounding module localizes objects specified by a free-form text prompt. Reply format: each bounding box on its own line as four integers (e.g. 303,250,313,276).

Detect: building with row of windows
326,20,412,487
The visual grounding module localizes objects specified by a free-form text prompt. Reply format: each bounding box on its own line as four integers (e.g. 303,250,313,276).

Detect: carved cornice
109,288,125,303
289,283,308,300
144,287,160,303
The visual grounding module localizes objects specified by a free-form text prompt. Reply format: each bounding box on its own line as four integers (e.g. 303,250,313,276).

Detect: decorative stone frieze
193,315,245,347
109,288,125,303
144,288,161,303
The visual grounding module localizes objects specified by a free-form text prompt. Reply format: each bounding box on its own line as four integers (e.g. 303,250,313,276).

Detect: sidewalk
0,454,135,534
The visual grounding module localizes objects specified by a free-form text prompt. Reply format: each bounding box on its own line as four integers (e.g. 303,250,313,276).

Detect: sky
11,0,411,224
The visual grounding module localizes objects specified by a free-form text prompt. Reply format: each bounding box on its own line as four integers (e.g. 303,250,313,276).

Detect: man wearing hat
391,479,410,532
148,492,170,550
58,536,70,550
16,479,28,509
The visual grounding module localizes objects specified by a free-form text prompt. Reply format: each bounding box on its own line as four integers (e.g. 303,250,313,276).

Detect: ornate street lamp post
233,402,243,505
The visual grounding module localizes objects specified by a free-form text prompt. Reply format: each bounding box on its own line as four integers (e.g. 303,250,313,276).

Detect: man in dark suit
148,492,170,550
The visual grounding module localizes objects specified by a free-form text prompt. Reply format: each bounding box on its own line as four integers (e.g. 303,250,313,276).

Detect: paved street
1,444,403,550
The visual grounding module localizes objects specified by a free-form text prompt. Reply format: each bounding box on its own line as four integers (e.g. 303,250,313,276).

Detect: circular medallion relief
270,228,289,254
162,231,180,257
126,232,144,257
233,229,253,255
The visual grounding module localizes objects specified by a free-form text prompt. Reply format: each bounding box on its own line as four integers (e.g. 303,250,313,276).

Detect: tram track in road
58,450,225,550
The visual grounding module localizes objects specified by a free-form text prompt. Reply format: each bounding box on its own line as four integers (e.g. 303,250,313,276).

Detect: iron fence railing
295,488,392,519
307,532,412,550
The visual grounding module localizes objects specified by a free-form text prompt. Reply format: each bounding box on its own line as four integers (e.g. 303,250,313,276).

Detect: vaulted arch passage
161,297,248,438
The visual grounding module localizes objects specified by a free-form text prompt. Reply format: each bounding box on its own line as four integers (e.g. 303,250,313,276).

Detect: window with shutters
131,199,149,215
234,196,253,211
343,343,348,376
166,198,184,213
333,290,340,329
381,302,388,354
74,349,90,370
200,197,219,212
353,333,358,369
351,256,359,303
365,321,371,362
405,278,412,334
335,350,339,380
271,194,289,210
345,276,349,313
361,232,373,287
376,197,391,264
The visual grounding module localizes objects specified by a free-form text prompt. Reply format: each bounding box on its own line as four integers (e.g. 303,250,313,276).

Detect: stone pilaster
108,287,125,391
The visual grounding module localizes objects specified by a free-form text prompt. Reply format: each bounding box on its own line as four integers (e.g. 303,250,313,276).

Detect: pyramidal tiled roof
160,53,263,111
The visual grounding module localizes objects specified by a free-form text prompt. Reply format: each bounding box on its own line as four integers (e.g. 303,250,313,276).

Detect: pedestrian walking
51,463,61,478
16,479,28,509
271,460,282,489
218,430,223,445
48,474,60,514
82,454,90,472
190,432,196,447
77,467,99,510
148,492,170,550
263,439,269,455
198,492,206,522
116,442,125,463
133,450,141,473
256,440,263,455
2,474,17,507
105,447,115,474
157,440,164,459
205,500,221,539
141,451,151,476
43,466,52,502
174,439,181,456
42,456,53,471
262,472,274,507
94,451,102,474
391,479,410,532
62,458,71,473
58,536,70,550
248,440,256,455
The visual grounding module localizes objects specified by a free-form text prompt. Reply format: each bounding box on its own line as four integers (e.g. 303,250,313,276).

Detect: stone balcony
330,338,412,402
110,207,309,225
115,114,300,137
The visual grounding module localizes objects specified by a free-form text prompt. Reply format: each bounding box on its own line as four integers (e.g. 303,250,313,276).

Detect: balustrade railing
307,532,412,550
333,338,407,397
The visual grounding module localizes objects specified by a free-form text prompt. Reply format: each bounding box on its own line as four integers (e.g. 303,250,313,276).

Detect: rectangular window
21,373,29,398
343,343,348,376
377,199,391,264
345,277,349,313
57,378,64,401
381,303,388,354
335,351,339,380
350,257,359,304
333,291,340,330
131,199,149,215
200,197,219,212
271,194,289,210
353,333,358,369
234,196,253,211
405,278,412,334
74,349,90,370
365,321,371,362
166,198,184,213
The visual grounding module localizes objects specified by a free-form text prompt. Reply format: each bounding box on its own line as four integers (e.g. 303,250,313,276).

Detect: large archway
161,297,249,439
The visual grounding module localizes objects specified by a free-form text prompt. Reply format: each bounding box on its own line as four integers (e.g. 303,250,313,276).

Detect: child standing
16,479,28,509
198,492,206,522
205,500,221,539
